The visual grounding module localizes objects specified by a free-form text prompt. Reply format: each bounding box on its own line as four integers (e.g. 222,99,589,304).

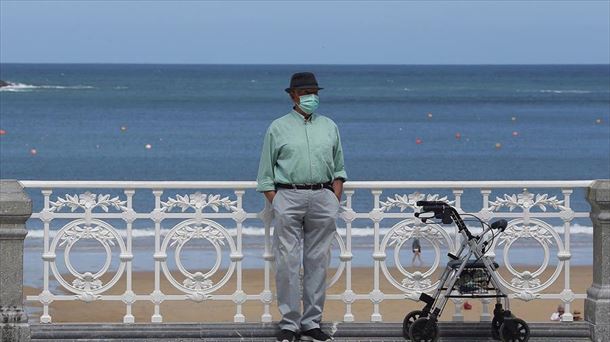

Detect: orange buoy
30,148,37,155
512,131,519,137
416,138,423,145
455,132,461,139
0,129,6,135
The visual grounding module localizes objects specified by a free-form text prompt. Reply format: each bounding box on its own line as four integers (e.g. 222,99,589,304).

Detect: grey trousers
272,188,340,332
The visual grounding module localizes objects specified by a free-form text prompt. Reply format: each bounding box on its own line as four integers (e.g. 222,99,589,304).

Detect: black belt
276,182,333,191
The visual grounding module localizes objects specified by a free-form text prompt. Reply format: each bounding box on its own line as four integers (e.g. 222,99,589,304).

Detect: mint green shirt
256,110,348,192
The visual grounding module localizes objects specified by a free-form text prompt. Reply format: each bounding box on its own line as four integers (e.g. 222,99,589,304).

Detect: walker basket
455,268,492,294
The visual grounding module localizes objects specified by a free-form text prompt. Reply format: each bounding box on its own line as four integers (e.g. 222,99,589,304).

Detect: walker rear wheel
499,318,530,342
491,315,503,340
408,317,439,342
402,310,425,339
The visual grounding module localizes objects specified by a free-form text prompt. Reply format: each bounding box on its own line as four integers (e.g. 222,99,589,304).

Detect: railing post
0,180,32,342
585,179,610,342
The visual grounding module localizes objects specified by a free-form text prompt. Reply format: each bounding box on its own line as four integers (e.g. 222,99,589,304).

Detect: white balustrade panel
21,181,592,323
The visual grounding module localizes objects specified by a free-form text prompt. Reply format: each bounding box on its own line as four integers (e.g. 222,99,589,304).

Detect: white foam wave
539,89,592,94
40,85,95,89
0,82,95,92
24,223,593,239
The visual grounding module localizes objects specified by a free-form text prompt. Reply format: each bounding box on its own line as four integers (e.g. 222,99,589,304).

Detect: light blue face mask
297,94,319,114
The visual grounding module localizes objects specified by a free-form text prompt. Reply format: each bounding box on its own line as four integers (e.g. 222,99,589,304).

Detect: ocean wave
0,82,95,92
538,89,592,94
24,223,594,239
514,89,598,94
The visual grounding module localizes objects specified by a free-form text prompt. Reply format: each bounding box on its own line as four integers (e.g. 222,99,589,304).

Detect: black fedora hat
284,72,323,93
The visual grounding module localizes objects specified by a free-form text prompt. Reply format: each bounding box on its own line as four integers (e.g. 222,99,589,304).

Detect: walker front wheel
499,318,530,342
402,310,425,339
408,317,439,342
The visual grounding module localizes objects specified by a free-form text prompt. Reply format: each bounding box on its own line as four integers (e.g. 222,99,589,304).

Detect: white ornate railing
21,180,593,324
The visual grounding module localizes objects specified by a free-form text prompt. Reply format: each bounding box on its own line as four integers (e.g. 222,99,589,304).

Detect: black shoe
300,328,333,342
276,329,297,342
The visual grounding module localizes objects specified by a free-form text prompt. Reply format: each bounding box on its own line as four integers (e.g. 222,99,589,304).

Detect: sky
1,0,609,64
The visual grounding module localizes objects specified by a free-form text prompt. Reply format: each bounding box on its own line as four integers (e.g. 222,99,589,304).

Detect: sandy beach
24,265,591,324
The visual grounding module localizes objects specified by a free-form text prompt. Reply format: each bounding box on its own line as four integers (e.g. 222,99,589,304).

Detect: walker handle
415,201,448,218
416,200,448,207
491,219,508,232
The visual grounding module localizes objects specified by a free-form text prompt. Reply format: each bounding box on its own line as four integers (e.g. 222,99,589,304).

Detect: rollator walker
403,201,530,342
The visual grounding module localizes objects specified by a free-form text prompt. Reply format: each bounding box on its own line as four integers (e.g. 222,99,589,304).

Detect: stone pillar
585,179,610,342
0,180,31,342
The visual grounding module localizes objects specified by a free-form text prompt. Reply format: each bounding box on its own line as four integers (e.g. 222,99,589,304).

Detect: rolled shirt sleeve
333,124,348,182
256,127,277,192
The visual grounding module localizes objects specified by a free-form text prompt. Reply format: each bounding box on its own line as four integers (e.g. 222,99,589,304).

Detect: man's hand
332,179,344,202
264,190,276,204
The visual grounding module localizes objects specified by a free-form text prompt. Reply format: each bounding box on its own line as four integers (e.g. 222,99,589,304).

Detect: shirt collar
291,109,315,123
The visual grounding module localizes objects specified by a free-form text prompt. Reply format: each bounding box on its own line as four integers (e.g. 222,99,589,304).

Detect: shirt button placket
305,122,313,182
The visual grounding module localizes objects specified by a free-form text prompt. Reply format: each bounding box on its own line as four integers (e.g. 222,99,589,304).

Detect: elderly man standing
257,72,347,342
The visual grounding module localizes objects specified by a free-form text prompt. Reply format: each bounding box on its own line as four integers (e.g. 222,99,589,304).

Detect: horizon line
1,62,609,66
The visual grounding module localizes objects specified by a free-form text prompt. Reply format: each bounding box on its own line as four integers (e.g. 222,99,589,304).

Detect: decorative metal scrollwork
380,192,454,212
378,192,455,297
48,219,127,301
487,189,569,300
160,192,237,212
155,191,241,302
488,189,566,212
380,218,453,296
490,218,565,300
50,191,128,212
159,219,237,301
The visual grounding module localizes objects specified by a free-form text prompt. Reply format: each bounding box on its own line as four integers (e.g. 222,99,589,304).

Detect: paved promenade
29,322,592,341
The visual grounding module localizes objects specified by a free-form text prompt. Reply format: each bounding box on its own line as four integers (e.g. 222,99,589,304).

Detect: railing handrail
18,180,594,189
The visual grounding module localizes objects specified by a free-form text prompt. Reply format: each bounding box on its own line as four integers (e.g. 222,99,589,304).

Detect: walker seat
447,259,499,269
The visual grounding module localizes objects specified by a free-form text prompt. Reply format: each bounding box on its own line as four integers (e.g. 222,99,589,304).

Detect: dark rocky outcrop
0,80,12,88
